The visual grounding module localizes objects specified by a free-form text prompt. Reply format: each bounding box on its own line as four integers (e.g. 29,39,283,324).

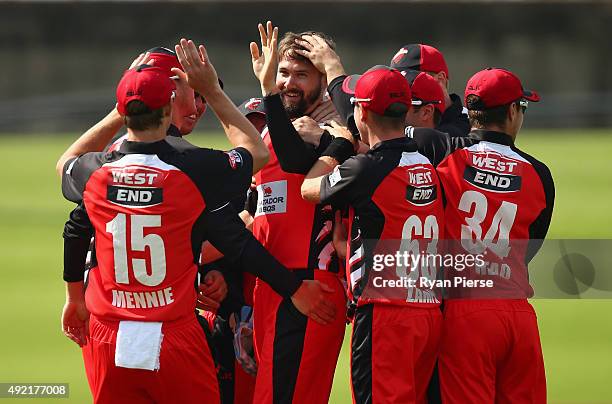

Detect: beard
281,84,323,119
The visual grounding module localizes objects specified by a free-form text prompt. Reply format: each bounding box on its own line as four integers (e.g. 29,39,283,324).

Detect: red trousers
253,270,347,404
82,314,220,404
439,300,546,404
351,304,442,404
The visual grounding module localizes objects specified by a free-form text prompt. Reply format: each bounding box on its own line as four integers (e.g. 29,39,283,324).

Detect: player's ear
360,105,368,122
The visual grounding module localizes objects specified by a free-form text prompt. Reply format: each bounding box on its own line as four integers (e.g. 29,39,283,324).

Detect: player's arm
302,123,357,203
55,109,123,178
201,209,253,264
249,21,335,173
202,204,336,325
174,39,269,173
265,94,335,173
55,52,154,177
294,34,346,89
61,202,94,347
526,162,556,263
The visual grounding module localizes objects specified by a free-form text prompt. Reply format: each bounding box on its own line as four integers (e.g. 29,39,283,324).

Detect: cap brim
238,98,266,116
342,74,361,95
400,69,420,85
523,90,540,102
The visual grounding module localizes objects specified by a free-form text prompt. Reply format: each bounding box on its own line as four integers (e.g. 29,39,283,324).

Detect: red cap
401,70,445,113
342,66,411,116
148,48,182,78
464,68,540,110
390,44,449,78
116,65,175,116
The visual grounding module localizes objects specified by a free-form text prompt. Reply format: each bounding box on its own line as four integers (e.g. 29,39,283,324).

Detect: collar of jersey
167,124,183,138
468,129,514,146
118,139,176,154
370,136,418,153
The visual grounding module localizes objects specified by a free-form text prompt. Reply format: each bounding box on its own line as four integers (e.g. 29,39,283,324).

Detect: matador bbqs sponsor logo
405,165,437,206
106,166,164,208
255,180,287,217
463,151,522,193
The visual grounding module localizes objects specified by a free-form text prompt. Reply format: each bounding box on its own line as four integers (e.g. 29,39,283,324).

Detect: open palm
250,21,279,93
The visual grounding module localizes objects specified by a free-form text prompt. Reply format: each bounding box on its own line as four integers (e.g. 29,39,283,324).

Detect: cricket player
246,22,347,404
435,68,554,403
58,39,336,404
390,44,470,137
301,66,445,404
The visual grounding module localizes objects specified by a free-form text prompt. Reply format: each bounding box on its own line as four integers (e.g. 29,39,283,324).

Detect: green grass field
1,129,611,403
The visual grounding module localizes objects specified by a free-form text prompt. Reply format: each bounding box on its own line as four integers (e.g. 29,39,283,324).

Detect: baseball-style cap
390,44,449,78
464,68,540,110
116,65,175,116
238,97,265,117
342,65,411,117
401,70,445,113
147,47,182,79
147,46,224,89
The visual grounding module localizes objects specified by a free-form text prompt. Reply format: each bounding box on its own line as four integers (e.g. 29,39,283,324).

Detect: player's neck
367,129,405,148
304,98,323,118
126,126,168,143
477,124,516,141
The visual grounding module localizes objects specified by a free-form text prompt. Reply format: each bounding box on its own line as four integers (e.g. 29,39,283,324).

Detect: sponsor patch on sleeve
328,166,342,187
226,150,243,170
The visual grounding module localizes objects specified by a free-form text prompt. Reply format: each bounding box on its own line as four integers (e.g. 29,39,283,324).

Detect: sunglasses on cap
411,99,442,107
350,97,371,105
516,99,528,114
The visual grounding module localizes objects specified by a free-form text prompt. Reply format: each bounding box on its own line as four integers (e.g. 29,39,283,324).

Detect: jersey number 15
106,213,167,287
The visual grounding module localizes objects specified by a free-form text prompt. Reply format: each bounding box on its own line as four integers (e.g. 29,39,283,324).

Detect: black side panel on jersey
351,304,374,404
264,94,334,174
512,147,556,263
62,152,116,203
63,202,94,282
161,146,254,211
272,273,311,403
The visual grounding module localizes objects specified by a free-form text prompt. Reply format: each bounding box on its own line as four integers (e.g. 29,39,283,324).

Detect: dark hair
412,105,442,126
123,100,165,131
368,108,407,131
466,95,511,128
278,31,336,62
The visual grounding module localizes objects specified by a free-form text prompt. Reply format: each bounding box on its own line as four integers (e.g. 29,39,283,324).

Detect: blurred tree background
0,0,610,133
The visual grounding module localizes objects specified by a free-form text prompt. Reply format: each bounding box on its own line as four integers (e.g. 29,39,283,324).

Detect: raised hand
250,21,279,95
174,38,221,97
128,51,152,70
293,35,345,83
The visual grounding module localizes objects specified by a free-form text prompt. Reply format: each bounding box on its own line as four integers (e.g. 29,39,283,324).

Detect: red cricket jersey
320,138,445,308
436,130,555,298
62,140,255,321
252,127,336,271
